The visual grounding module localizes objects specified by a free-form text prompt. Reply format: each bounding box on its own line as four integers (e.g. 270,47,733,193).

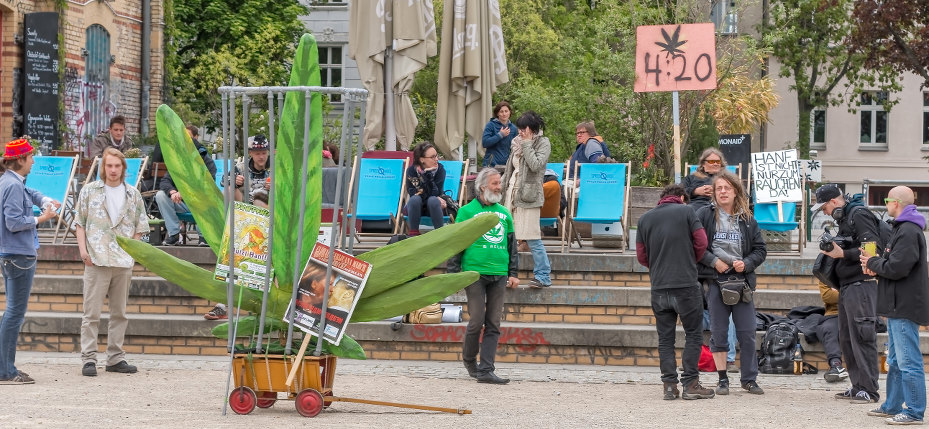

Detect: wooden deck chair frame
561,162,631,253
396,159,469,234
25,155,79,244
539,161,567,249
345,156,409,242
748,165,808,255
56,156,98,243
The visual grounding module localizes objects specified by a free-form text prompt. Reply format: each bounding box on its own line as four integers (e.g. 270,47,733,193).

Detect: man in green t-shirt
448,168,518,385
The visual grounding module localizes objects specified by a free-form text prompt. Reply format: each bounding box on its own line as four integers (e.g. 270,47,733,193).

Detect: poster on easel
751,149,803,203
214,201,274,290
284,242,372,346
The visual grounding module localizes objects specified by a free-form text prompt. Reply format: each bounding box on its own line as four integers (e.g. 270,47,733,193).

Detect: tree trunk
795,97,813,158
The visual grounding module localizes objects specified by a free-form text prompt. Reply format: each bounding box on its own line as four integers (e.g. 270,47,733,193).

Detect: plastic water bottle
792,344,804,375
880,342,889,374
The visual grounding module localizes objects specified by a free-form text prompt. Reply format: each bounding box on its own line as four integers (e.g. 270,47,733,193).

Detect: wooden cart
230,353,336,417
229,353,470,417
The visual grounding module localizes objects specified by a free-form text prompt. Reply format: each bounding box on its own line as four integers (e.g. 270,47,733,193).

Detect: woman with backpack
696,172,768,396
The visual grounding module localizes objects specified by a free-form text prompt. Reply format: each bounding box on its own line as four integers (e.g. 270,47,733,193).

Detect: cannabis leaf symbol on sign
655,26,687,59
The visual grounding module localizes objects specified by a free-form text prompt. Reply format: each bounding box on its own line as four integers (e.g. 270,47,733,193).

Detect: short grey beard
482,189,502,204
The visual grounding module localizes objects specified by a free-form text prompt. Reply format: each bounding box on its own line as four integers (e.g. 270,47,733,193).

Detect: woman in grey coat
501,111,552,288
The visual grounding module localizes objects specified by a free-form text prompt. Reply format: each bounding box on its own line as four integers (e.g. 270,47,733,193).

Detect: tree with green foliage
167,0,307,129
762,0,899,157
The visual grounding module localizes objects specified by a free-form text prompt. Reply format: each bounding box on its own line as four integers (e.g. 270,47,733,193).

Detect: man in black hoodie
861,186,929,425
813,184,884,404
636,183,714,401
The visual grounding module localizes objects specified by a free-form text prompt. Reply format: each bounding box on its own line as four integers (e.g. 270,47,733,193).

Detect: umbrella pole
384,48,397,151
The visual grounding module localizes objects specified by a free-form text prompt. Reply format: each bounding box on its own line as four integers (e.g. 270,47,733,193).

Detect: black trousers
651,285,704,386
816,315,842,364
838,280,880,399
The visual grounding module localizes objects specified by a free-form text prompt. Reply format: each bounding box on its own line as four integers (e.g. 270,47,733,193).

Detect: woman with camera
696,172,767,396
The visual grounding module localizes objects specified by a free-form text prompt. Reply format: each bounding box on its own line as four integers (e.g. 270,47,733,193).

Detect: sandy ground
1,352,904,428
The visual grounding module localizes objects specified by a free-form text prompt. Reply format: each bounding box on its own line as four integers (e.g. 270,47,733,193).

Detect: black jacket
696,204,767,289
834,203,883,286
866,220,929,326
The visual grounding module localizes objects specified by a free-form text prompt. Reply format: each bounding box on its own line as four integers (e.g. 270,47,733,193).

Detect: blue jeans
526,239,551,285
0,254,37,379
405,194,444,231
155,190,192,236
879,318,926,420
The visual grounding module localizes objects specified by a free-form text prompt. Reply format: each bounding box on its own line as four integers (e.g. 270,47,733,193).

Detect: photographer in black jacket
813,184,884,404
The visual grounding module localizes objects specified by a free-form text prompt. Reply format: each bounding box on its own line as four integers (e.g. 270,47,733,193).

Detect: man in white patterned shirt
75,147,148,377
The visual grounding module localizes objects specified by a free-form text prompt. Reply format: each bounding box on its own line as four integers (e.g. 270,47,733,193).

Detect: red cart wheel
229,387,257,415
295,389,324,417
256,391,277,408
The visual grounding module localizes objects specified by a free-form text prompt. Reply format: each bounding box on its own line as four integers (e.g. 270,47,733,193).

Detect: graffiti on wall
62,66,118,152
409,325,551,353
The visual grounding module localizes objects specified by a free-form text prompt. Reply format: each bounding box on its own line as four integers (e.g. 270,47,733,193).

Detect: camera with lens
819,227,850,252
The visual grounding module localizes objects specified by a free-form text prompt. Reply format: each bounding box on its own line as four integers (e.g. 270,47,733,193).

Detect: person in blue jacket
481,101,517,167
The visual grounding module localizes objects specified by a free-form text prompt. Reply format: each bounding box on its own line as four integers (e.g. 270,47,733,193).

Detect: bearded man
447,168,518,385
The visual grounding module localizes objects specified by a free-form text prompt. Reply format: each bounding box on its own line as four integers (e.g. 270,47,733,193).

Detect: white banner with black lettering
751,149,803,203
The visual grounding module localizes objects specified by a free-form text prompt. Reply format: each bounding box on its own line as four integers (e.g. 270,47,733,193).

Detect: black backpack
847,203,892,256
758,321,800,374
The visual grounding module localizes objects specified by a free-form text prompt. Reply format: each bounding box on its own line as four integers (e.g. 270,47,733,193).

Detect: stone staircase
4,244,928,369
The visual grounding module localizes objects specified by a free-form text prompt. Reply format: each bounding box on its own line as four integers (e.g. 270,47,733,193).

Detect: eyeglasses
575,131,588,136
884,198,901,204
423,153,439,159
705,159,722,165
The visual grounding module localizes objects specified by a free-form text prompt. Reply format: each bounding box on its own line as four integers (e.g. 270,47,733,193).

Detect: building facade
0,0,164,152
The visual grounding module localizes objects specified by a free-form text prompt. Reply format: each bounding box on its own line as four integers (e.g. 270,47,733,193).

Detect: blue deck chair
563,162,631,253
347,157,408,237
401,159,468,230
97,157,148,188
546,162,565,184
686,163,740,175
29,155,78,242
755,201,799,231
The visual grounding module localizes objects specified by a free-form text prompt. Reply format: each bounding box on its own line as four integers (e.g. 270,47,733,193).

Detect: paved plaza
1,351,914,428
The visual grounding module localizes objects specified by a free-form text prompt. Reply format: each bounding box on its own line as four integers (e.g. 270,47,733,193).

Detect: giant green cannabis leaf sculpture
118,34,494,359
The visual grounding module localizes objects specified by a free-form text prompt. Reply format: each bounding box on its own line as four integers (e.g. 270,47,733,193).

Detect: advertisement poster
284,242,371,346
214,201,273,290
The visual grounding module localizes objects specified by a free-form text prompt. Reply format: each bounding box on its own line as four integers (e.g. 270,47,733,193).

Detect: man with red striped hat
0,138,60,384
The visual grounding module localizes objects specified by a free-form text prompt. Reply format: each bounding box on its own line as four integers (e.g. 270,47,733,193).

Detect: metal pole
673,91,682,184
254,90,277,352
220,91,232,417
384,48,396,151
284,91,314,355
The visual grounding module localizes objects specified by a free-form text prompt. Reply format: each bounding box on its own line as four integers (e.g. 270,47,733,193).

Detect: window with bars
711,0,738,34
84,24,112,139
318,46,343,103
859,91,888,146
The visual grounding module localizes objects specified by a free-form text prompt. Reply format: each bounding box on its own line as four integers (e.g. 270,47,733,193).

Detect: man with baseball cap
813,183,885,405
228,135,271,204
0,138,61,384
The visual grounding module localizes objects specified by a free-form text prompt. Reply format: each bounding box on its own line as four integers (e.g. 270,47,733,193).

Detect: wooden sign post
634,23,717,183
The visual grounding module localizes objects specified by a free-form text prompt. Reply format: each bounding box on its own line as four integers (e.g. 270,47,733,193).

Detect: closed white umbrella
349,0,437,151
433,0,509,161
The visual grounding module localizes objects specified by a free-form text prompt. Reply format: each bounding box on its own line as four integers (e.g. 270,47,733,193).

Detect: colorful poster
214,201,273,291
284,242,371,346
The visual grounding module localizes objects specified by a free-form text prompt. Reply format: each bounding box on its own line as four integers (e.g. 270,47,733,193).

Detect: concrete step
5,276,825,323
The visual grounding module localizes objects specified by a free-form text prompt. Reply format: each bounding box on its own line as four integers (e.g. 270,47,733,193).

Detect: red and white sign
634,23,718,93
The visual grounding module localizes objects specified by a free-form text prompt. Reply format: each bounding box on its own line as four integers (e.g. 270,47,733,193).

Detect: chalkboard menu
718,134,750,180
23,12,60,150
